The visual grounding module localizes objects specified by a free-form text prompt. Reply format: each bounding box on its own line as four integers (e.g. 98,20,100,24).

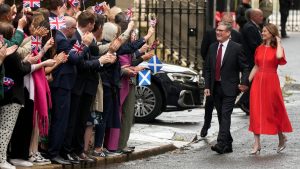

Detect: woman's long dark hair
263,23,279,48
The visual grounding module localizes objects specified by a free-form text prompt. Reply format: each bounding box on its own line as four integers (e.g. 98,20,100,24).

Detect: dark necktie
215,43,223,81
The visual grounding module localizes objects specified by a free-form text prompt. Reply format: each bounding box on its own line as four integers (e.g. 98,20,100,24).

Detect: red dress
249,45,293,135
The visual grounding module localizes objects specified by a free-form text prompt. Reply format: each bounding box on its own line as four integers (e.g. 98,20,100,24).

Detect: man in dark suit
204,21,249,154
236,0,252,30
237,9,263,115
48,16,79,165
200,13,243,138
60,11,116,162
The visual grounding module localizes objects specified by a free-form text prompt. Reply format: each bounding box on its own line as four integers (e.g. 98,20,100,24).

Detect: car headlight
167,73,199,83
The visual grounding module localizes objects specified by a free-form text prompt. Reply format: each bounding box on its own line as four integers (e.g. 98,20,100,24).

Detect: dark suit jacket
70,30,102,96
51,30,82,90
204,40,249,97
201,28,243,61
241,21,262,67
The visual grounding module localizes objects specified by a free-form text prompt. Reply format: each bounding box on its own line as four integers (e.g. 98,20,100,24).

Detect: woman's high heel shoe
277,136,287,153
250,146,261,155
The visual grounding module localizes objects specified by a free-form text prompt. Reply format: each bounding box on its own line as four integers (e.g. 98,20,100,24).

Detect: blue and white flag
138,70,151,86
148,55,163,74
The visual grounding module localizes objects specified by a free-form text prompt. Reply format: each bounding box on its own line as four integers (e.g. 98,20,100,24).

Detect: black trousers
213,82,236,147
48,87,71,158
203,95,215,127
279,2,290,36
62,92,94,155
9,90,33,159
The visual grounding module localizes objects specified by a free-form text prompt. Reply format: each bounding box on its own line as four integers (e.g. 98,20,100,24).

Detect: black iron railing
135,0,206,70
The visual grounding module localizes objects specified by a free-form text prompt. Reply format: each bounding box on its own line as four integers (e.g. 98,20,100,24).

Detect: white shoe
29,152,51,165
9,159,33,167
0,161,16,169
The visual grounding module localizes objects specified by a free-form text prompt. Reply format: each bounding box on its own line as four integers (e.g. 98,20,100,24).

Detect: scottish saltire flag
93,2,105,14
138,70,151,86
68,0,80,8
31,36,42,52
70,40,85,54
126,8,133,21
49,16,66,30
148,55,163,73
23,0,40,8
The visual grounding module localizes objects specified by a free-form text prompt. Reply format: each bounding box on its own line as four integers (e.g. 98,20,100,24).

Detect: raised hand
54,52,68,64
33,26,49,37
42,59,56,67
44,37,55,51
18,16,27,30
24,53,37,64
99,53,117,65
109,38,122,53
139,44,149,53
82,32,94,46
6,45,18,56
141,51,154,61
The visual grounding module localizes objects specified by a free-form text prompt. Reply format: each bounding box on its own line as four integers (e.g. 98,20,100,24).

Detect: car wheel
134,83,163,123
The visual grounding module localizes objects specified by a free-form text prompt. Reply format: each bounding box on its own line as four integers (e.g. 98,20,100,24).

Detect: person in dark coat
59,11,116,163
236,0,252,30
204,21,249,154
237,9,263,115
200,13,243,138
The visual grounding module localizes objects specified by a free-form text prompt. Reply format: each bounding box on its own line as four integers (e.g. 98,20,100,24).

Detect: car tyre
134,83,163,123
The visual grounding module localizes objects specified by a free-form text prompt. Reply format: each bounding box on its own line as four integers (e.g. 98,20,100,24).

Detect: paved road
93,33,300,169
99,92,300,169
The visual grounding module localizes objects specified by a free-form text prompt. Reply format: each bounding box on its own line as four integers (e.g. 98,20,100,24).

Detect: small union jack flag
31,36,42,52
149,18,157,27
93,2,105,14
49,16,66,30
71,40,85,54
68,0,80,8
23,0,40,8
126,8,133,21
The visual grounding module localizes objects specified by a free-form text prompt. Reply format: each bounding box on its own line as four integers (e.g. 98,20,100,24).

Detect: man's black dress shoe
200,127,209,137
211,144,233,154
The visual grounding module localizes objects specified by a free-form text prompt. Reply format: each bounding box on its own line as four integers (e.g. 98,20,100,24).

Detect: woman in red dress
248,23,292,155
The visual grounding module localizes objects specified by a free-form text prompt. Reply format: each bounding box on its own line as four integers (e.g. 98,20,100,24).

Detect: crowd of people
200,1,293,155
0,0,156,168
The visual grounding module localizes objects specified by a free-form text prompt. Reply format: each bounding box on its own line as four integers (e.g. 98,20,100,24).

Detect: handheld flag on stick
138,70,151,86
23,0,40,8
70,40,85,54
149,17,157,27
126,7,133,21
93,2,105,14
49,16,66,30
68,0,80,8
148,55,163,74
31,36,42,53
